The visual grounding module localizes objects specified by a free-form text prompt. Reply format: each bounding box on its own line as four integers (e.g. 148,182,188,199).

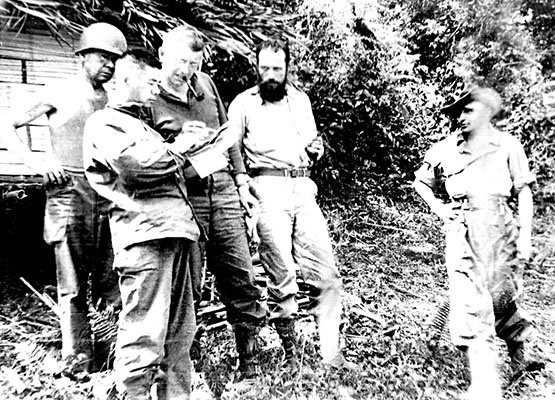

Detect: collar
109,102,146,119
159,73,204,105
158,84,180,103
456,128,501,154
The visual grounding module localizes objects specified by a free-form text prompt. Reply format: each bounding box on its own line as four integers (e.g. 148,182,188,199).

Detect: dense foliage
294,0,555,201
208,0,555,202
292,3,413,200
6,0,555,201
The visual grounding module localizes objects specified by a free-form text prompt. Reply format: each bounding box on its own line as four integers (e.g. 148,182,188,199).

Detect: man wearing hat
413,87,543,399
0,22,127,374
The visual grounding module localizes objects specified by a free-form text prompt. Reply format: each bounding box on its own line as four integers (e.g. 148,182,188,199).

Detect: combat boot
323,353,360,372
117,366,165,400
61,352,91,381
507,340,545,378
233,322,260,380
273,318,299,369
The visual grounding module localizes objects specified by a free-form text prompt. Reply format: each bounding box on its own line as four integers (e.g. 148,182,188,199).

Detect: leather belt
251,168,311,178
451,195,507,212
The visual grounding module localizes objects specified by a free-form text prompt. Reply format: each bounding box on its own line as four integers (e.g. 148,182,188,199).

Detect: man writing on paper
149,26,268,380
84,49,207,399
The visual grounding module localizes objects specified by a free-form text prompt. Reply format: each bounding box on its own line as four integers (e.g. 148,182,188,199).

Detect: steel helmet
75,22,127,56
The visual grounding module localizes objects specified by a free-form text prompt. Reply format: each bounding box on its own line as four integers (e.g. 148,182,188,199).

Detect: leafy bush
205,0,555,202
291,2,428,201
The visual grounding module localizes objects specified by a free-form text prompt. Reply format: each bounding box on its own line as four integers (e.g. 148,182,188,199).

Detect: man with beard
227,38,356,371
0,22,126,375
413,87,544,399
148,26,268,380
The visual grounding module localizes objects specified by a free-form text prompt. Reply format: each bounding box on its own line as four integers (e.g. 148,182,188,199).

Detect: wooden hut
0,0,295,285
0,22,79,285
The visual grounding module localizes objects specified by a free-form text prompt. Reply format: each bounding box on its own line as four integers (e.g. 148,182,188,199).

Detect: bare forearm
1,103,55,171
1,120,32,157
413,180,442,216
518,185,533,236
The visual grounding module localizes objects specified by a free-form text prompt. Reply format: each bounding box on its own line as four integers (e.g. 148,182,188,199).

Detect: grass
0,195,554,399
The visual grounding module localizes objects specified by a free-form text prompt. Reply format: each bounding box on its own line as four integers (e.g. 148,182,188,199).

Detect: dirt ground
0,197,554,399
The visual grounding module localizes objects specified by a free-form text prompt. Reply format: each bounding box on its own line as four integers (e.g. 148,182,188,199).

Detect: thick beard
259,79,287,102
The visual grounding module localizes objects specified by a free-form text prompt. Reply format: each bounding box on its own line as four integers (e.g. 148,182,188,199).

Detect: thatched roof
0,0,299,58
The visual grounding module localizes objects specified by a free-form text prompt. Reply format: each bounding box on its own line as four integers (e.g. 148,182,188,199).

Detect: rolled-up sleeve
507,135,535,193
227,142,247,175
414,144,442,190
227,95,247,143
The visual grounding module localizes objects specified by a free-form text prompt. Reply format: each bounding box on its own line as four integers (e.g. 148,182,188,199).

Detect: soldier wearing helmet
75,22,127,56
0,22,127,376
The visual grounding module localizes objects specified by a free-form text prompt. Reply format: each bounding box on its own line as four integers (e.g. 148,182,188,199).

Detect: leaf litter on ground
0,196,554,399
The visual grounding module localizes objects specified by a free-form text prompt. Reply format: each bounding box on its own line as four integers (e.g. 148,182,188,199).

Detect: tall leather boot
233,322,260,380
273,318,298,368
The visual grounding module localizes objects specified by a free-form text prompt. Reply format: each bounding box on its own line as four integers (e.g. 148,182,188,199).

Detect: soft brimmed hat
441,86,502,118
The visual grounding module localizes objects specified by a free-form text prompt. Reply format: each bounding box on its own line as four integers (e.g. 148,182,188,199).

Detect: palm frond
0,0,300,58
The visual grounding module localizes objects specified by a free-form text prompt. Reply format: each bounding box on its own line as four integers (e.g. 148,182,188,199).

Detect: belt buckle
461,199,471,210
497,197,505,213
291,168,307,178
452,195,470,210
